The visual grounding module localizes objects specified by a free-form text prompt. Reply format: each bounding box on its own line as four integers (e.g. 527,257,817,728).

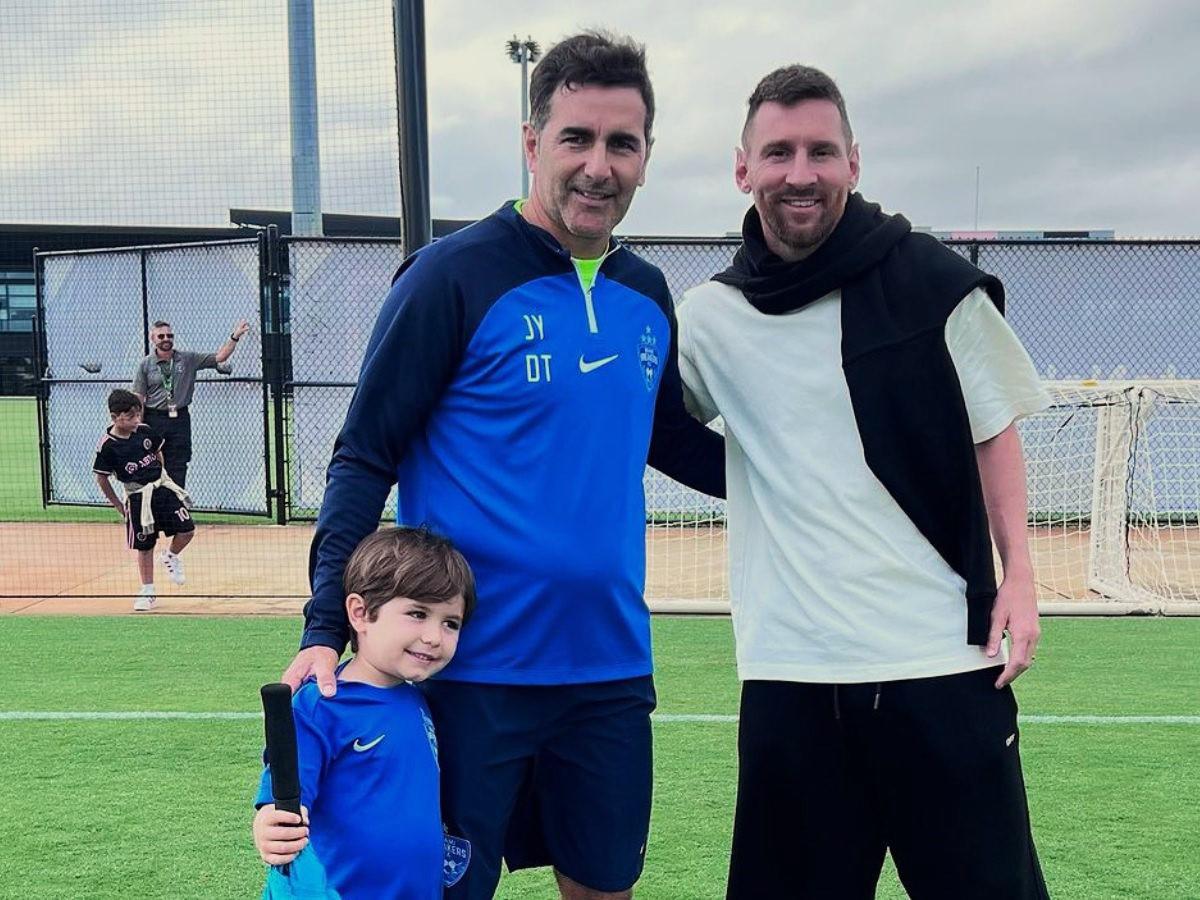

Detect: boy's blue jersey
256,678,443,899
303,202,724,684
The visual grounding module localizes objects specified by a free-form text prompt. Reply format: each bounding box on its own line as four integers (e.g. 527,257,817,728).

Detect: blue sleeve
255,695,329,812
254,766,274,808
303,249,467,651
647,291,726,499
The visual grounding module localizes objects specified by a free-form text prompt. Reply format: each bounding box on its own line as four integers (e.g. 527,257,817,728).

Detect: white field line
0,711,1198,725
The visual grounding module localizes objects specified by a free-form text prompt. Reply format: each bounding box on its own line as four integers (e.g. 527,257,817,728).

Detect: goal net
1026,381,1199,612
643,380,1200,613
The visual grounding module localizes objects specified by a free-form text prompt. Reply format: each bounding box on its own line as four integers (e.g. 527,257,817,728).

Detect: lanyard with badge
158,357,179,417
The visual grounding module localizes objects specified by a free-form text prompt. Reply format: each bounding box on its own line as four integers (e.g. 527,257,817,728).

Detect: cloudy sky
2,0,1196,237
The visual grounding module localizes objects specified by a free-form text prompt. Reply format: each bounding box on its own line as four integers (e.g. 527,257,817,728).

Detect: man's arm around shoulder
285,252,468,695
647,289,725,499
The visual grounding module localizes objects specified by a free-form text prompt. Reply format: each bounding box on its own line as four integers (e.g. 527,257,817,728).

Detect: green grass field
1,616,1197,899
0,396,105,522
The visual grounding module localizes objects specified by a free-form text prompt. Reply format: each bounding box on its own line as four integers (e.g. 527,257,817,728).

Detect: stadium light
506,35,541,198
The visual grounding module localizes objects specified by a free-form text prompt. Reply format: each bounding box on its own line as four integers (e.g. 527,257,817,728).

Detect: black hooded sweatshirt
713,193,1006,645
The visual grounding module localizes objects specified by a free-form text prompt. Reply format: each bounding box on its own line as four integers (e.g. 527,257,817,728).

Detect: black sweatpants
143,406,192,488
727,667,1049,899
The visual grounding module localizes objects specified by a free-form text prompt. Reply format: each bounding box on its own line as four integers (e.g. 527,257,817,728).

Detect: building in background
917,229,1115,240
0,213,472,395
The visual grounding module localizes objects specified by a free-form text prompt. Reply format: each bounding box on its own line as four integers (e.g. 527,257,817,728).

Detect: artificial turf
0,616,1197,898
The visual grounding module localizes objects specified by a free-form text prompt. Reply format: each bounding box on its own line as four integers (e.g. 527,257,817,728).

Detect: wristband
230,334,240,342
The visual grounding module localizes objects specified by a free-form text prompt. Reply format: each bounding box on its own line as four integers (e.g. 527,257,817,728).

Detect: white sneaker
160,550,186,585
133,585,157,612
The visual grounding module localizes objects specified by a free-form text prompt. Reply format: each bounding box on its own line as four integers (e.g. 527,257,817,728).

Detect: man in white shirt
677,65,1051,899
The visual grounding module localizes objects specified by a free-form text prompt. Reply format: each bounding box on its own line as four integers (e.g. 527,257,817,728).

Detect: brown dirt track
0,523,730,615
2,521,1196,615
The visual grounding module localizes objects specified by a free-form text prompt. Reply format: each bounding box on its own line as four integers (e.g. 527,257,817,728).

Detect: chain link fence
37,240,269,514
962,241,1200,380
284,237,404,520
3,235,1198,603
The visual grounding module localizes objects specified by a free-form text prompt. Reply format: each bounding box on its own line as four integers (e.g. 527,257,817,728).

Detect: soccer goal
642,380,1200,615
1025,380,1200,614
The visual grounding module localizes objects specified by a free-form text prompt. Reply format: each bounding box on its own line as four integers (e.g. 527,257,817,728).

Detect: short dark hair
743,65,853,148
344,526,476,651
150,320,171,331
107,388,142,416
529,31,655,141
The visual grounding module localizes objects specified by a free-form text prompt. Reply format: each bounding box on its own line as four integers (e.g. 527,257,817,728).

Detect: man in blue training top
263,30,724,900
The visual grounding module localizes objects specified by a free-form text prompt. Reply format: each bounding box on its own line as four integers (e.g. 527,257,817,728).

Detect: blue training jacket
303,202,724,684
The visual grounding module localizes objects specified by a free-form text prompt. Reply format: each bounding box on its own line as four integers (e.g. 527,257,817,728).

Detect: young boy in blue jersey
253,526,476,898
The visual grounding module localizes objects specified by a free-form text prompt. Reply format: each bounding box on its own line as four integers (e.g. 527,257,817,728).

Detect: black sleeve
92,441,114,476
647,294,726,499
302,249,468,653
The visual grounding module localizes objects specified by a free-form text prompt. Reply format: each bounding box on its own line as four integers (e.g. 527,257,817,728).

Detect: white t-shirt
677,285,1050,683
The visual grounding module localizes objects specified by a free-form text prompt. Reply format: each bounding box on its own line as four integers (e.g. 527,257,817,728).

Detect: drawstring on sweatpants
832,683,884,718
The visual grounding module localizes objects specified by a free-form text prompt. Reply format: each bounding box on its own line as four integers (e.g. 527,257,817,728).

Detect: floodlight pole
506,36,541,198
288,0,322,236
394,0,431,254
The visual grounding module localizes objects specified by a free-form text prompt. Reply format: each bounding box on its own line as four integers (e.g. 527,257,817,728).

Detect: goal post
1028,381,1200,614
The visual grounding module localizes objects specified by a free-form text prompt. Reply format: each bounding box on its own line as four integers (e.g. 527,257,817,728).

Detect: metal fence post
256,230,277,524
33,248,52,508
140,249,150,353
265,225,290,525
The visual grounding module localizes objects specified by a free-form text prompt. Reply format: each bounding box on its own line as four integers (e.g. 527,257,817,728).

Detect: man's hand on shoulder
987,569,1040,689
281,646,339,698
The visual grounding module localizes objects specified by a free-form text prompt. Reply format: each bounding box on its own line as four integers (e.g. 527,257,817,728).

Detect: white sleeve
946,288,1051,443
676,301,720,425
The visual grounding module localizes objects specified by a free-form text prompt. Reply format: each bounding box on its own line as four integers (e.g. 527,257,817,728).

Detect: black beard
764,207,836,256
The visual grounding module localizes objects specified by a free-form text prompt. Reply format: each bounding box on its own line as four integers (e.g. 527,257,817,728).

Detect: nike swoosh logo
579,353,618,373
353,734,385,752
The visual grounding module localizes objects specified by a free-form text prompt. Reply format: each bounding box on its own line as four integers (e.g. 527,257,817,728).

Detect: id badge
168,404,178,419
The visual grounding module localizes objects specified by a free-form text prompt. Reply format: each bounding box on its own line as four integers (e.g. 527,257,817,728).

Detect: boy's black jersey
93,424,164,485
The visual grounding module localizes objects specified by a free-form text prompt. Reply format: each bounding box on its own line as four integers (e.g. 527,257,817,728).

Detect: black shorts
125,488,194,552
422,676,656,898
727,668,1049,900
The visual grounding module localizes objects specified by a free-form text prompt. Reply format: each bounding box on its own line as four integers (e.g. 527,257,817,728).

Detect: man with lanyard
131,318,250,488
259,32,723,900
676,66,1051,898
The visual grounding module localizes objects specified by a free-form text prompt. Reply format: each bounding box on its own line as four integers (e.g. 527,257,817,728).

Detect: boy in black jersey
92,389,195,611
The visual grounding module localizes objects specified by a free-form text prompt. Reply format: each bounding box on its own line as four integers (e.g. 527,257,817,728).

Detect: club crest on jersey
143,438,152,450
421,707,438,762
638,326,659,391
443,834,471,887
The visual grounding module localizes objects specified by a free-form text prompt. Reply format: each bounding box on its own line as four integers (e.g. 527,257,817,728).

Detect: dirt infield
0,523,729,615
2,521,1196,615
